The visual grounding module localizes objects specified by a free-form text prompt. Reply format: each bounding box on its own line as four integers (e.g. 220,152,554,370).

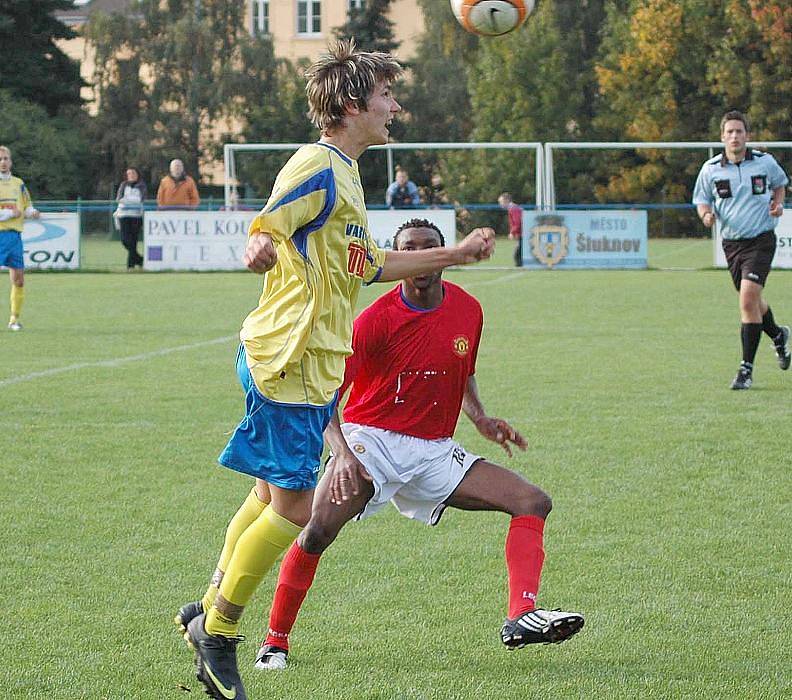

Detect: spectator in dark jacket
385,168,420,208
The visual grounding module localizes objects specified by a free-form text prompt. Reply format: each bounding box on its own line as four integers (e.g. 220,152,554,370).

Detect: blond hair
305,39,402,133
0,146,11,158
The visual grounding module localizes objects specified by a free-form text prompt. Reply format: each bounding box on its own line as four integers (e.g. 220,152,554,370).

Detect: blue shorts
0,232,24,269
218,345,336,491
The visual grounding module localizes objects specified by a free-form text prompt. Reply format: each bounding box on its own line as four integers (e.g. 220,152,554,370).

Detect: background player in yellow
0,145,40,331
177,40,495,700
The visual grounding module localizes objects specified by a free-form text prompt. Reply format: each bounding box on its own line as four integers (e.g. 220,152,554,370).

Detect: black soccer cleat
186,613,248,700
773,326,791,370
174,600,203,635
730,364,753,390
254,643,289,671
500,608,585,649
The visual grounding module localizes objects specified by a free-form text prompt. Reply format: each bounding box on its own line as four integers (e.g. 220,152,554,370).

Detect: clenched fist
244,233,278,273
456,227,496,264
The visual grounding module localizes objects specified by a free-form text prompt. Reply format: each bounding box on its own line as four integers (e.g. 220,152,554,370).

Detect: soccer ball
450,0,534,36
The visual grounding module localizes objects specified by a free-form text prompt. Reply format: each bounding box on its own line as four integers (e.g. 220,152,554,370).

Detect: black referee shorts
721,230,776,291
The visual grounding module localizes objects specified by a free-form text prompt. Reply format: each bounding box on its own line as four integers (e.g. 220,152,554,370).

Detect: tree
389,0,478,209
0,91,93,198
709,1,792,141
231,50,316,200
444,0,607,206
333,0,400,55
591,0,731,237
86,0,275,191
593,0,790,215
0,0,84,115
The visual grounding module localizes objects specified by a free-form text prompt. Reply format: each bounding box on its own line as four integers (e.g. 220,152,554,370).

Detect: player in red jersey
255,219,584,670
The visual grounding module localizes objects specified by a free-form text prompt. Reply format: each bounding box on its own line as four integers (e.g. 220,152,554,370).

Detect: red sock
505,514,545,618
264,542,321,650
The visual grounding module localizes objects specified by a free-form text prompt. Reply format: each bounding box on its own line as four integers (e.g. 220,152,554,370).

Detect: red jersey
341,281,483,440
507,203,523,239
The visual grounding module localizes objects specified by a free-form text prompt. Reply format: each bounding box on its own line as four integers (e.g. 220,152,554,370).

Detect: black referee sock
741,323,763,366
762,307,782,341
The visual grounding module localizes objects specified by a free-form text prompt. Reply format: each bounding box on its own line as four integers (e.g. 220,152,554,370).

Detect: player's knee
512,484,552,519
299,520,338,555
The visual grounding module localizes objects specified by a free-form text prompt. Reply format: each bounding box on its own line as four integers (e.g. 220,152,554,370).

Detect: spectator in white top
116,167,147,269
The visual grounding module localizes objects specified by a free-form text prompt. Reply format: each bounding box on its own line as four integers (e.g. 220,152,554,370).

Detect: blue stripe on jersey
291,169,337,259
315,142,353,167
266,167,337,259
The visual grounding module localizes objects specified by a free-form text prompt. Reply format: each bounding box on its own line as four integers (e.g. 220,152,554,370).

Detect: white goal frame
543,141,792,210
224,140,790,214
223,142,545,208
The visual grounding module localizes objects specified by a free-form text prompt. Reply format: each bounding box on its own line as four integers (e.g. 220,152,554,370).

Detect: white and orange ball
450,0,534,36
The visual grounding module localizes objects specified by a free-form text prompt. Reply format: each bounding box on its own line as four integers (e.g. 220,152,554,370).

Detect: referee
693,110,790,390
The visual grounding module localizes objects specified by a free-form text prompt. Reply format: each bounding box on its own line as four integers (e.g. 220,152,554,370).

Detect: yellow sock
10,285,24,320
205,505,302,637
201,487,267,613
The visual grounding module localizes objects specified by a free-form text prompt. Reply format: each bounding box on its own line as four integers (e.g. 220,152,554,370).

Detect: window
251,0,269,35
297,0,321,35
348,0,365,9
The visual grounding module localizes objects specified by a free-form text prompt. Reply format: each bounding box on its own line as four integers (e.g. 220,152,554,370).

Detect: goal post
543,141,792,210
224,141,545,209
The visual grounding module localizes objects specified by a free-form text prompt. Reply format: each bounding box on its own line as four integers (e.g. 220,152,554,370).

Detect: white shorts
340,423,482,526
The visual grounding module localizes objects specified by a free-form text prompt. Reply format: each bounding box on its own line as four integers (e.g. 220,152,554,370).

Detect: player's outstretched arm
324,410,372,505
462,376,527,458
377,227,495,282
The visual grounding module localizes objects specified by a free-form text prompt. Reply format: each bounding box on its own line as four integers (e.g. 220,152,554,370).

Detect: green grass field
2,241,790,699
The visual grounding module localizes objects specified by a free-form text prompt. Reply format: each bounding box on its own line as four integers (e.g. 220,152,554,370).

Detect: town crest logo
530,217,569,269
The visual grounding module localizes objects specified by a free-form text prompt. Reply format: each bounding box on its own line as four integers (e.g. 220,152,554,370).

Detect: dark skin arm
461,375,527,457
324,409,373,505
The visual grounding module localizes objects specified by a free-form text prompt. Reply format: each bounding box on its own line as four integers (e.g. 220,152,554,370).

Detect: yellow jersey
0,175,32,232
241,142,385,406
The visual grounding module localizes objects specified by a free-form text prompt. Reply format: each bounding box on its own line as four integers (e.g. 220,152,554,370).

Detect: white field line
462,271,525,288
0,334,237,389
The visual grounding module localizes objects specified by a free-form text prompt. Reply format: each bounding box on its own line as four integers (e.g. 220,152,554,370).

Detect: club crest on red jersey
453,335,470,357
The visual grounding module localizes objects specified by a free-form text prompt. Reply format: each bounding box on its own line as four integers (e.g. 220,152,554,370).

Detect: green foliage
334,0,400,55
709,2,792,141
594,0,791,209
86,0,278,192
232,54,316,199
427,0,607,207
0,0,83,115
0,91,93,198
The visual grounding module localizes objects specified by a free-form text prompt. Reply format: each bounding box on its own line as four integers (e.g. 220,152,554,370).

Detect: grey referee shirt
693,149,788,240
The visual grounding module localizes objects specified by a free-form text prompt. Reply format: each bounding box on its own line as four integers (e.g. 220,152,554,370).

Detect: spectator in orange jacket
157,159,200,209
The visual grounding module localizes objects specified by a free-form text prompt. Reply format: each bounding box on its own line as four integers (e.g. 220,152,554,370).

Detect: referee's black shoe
731,363,753,390
773,326,791,370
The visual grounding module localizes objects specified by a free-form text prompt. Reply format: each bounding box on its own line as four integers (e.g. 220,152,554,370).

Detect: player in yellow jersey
177,40,495,700
0,146,40,331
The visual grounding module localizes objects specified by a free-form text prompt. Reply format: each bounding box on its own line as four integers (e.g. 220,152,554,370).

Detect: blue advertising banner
521,210,648,269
